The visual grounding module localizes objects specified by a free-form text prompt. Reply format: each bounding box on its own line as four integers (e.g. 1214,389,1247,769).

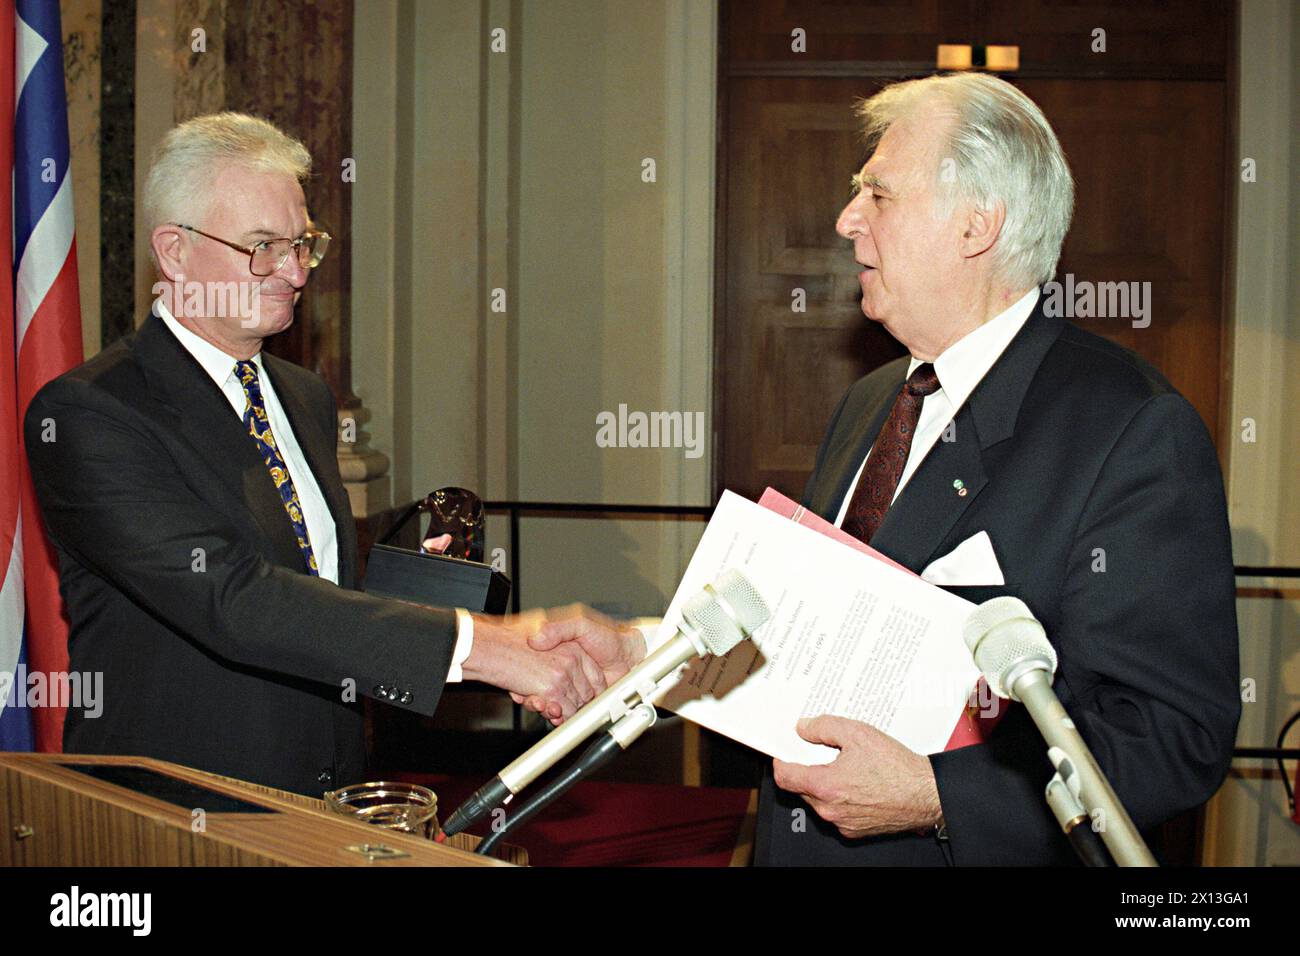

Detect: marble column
172,0,390,516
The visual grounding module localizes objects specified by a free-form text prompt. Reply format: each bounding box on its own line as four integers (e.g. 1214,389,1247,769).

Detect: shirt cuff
447,609,475,683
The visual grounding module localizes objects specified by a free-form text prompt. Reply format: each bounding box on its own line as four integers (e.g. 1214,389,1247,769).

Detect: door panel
1023,78,1226,436
719,76,908,501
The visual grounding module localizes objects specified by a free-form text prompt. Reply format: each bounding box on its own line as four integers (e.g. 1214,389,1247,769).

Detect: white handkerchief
920,530,1006,586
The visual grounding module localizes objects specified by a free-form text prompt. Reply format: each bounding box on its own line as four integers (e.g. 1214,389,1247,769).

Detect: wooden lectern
0,753,523,867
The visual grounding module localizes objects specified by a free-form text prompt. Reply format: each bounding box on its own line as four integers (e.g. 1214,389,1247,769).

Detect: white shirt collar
907,287,1040,410
153,299,264,390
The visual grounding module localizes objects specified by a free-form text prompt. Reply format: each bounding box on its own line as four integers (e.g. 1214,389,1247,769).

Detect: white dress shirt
154,301,473,680
833,288,1040,527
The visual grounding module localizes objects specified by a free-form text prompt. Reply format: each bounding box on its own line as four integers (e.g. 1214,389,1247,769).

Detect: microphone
443,568,771,837
962,597,1156,866
962,596,1057,701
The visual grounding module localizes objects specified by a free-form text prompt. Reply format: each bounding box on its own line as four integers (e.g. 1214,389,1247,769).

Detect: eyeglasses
176,223,332,277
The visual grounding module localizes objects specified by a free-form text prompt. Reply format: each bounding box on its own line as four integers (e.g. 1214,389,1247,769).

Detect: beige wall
350,0,714,749
1227,0,1300,571
1204,0,1300,867
352,0,501,508
513,0,714,614
352,0,715,622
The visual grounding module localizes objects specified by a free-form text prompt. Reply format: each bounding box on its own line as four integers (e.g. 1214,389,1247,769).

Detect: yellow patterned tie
235,360,320,576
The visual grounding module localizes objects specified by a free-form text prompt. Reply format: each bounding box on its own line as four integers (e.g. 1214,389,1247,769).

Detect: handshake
460,605,651,725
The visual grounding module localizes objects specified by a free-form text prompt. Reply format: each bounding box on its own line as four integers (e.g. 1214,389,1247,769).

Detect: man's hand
528,604,647,682
422,534,453,554
772,715,943,839
461,611,608,723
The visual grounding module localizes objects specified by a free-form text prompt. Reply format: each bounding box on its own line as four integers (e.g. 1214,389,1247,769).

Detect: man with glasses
24,113,632,796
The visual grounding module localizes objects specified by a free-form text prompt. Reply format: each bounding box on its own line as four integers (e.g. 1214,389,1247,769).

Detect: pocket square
920,530,1006,586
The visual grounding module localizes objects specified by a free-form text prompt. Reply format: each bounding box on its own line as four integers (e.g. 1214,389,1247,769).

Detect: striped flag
1,0,84,752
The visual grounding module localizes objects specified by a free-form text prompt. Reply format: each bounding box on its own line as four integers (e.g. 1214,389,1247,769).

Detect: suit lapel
262,355,358,588
868,403,988,571
817,298,1066,573
133,314,315,573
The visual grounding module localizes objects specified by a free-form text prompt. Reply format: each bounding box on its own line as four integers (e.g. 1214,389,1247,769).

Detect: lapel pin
953,478,968,497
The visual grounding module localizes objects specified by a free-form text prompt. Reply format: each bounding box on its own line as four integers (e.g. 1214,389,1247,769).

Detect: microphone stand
1045,769,1112,867
443,568,770,841
476,703,658,856
1016,670,1157,866
442,641,686,837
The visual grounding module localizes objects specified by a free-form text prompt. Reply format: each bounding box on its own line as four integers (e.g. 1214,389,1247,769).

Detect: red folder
756,487,1004,751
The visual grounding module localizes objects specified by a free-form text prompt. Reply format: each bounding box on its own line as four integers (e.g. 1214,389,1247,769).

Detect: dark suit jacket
754,297,1241,865
24,313,457,796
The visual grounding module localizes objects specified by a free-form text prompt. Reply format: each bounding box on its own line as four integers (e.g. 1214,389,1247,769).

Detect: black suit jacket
754,297,1241,865
24,313,457,796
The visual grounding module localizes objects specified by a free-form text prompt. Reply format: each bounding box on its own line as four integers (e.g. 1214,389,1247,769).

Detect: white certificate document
652,491,980,765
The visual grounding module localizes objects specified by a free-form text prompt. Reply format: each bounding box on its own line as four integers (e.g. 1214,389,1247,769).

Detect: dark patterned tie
842,363,942,545
235,360,320,576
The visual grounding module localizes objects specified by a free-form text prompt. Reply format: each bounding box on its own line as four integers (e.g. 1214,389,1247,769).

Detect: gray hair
142,112,312,232
856,72,1074,289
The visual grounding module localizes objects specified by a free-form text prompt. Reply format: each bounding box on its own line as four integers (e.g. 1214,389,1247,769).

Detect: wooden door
1023,78,1228,434
717,76,908,502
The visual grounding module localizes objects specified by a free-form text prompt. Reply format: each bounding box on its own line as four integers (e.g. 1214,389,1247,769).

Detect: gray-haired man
25,112,620,795
761,73,1238,864
545,73,1240,866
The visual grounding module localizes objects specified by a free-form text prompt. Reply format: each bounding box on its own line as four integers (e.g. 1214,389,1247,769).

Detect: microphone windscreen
682,568,771,656
963,596,1057,698
962,596,1036,653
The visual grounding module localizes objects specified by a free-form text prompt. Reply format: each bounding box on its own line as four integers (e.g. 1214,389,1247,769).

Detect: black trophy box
363,544,511,614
